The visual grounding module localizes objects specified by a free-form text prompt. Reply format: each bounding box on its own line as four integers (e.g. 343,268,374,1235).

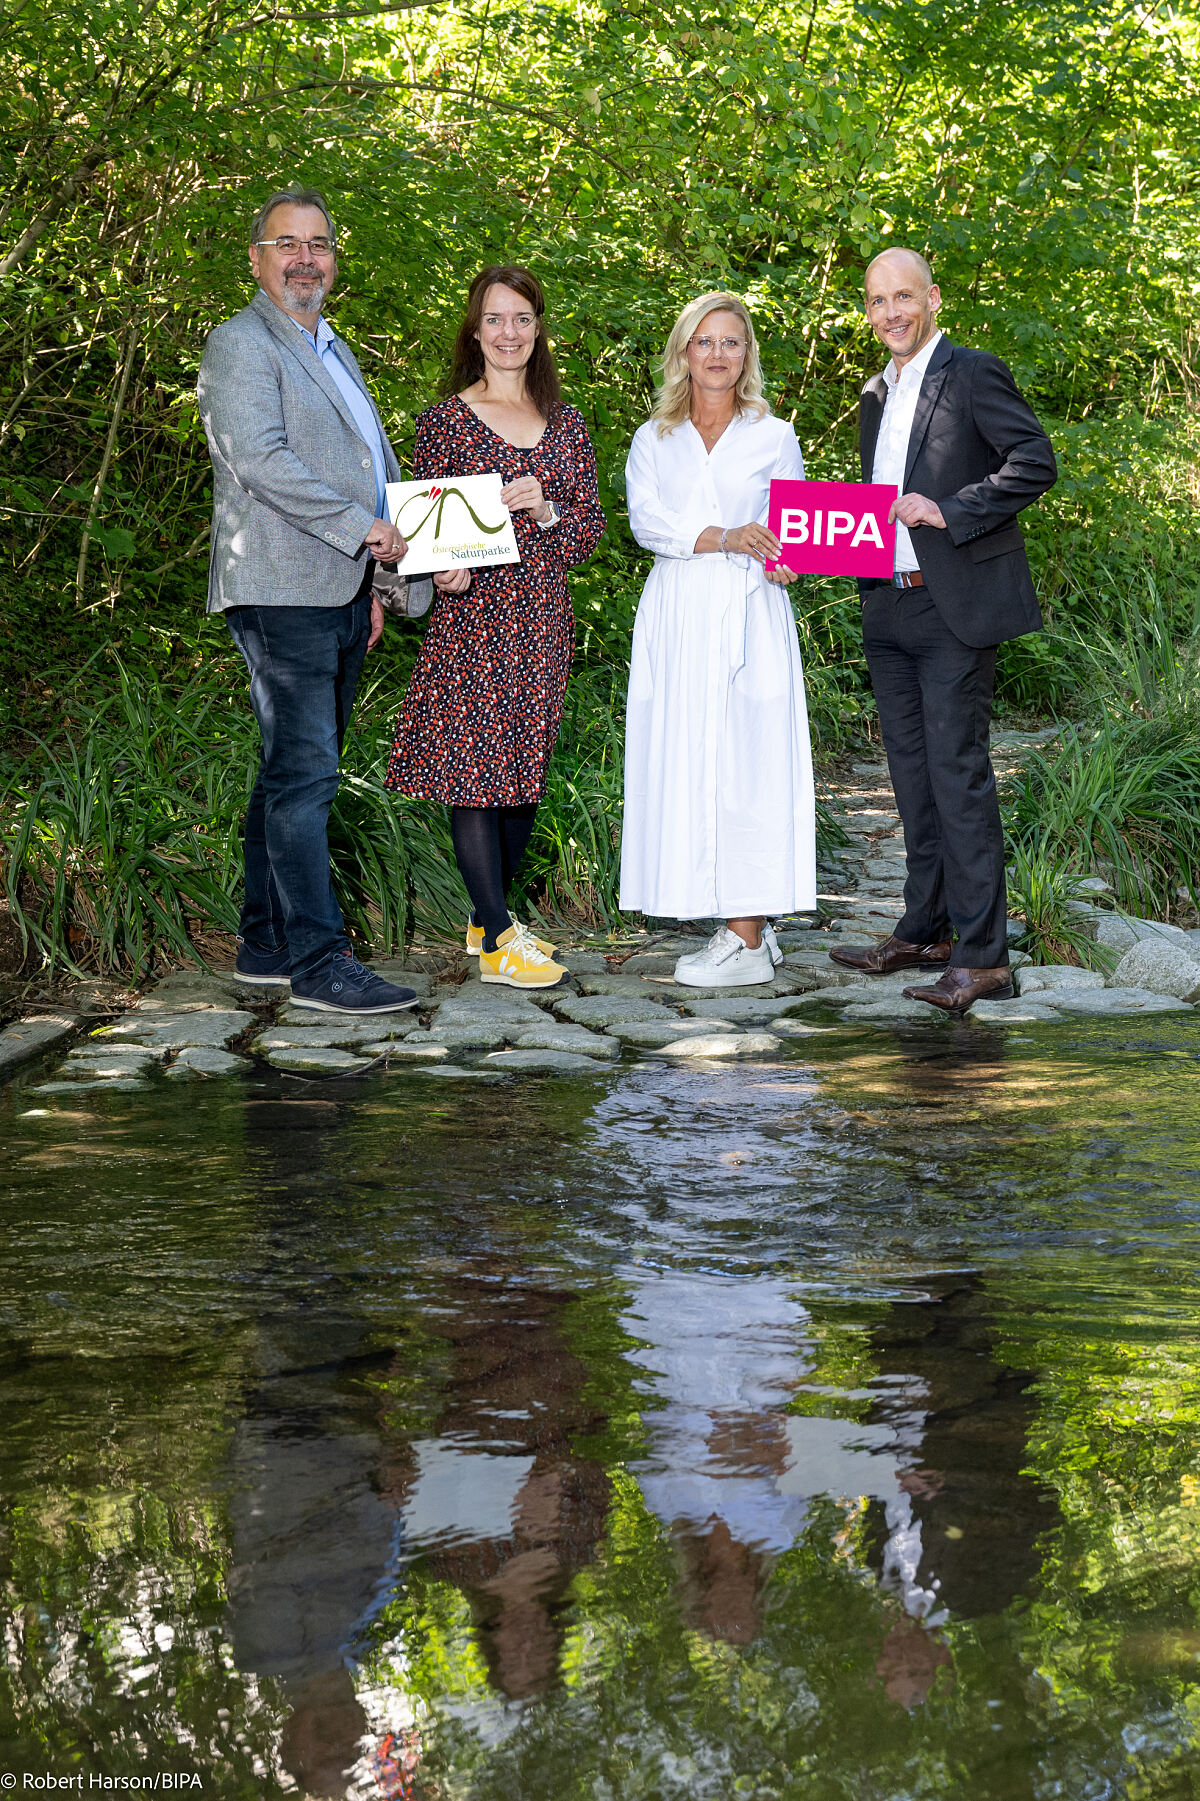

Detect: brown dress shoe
829,934,952,975
902,967,1015,1012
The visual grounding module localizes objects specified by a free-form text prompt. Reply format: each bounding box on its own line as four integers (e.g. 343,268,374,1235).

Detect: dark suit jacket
857,337,1057,648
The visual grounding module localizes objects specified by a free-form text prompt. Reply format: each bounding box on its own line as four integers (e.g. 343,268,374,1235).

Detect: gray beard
279,274,327,312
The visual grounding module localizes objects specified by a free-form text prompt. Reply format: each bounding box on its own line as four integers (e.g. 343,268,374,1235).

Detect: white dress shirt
290,313,388,518
871,329,943,575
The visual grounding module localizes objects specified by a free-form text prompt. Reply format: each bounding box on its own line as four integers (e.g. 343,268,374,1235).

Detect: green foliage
3,0,1200,967
1003,579,1200,957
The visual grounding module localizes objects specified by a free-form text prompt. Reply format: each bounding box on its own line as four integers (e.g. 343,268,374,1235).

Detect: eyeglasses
254,236,336,256
690,335,746,354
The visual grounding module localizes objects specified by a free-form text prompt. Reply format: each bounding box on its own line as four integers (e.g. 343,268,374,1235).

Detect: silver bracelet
719,527,730,557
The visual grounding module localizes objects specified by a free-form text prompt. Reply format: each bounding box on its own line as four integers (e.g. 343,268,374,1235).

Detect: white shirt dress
620,411,817,919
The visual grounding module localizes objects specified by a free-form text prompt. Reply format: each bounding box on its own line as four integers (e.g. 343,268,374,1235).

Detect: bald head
864,248,942,369
864,247,934,294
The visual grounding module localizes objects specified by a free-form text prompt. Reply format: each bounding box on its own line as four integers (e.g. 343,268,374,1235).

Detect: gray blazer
197,287,402,613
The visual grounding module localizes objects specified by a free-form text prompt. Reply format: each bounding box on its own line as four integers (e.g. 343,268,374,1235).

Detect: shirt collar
882,328,942,389
285,310,335,352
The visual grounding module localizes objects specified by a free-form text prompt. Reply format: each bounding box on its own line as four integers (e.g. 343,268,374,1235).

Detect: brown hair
445,265,562,420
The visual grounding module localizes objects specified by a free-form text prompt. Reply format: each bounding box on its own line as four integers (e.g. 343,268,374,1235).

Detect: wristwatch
536,501,561,530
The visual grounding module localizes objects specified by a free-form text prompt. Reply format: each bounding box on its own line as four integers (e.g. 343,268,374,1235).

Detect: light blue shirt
291,313,387,519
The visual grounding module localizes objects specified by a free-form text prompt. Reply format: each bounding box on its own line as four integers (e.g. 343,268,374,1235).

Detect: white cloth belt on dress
724,552,756,677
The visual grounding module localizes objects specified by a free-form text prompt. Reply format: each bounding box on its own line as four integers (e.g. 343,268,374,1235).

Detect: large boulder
1109,939,1200,1001
1093,914,1192,956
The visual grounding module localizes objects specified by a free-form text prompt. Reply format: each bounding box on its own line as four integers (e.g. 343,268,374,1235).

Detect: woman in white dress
620,291,816,986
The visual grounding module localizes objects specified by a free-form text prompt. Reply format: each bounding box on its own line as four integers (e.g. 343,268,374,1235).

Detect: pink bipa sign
765,480,898,578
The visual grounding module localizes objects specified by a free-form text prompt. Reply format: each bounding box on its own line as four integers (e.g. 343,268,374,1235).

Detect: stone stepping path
5,729,1200,1096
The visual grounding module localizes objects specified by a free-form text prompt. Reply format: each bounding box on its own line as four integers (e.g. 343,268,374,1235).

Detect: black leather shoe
829,935,952,975
902,967,1014,1013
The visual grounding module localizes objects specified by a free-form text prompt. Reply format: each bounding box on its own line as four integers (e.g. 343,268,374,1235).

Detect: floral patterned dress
386,396,605,805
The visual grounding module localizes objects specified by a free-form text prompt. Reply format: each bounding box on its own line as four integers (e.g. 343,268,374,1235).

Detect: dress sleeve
548,409,606,569
624,423,712,559
771,422,806,487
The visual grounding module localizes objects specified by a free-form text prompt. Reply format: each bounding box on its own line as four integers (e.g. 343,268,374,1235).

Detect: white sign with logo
384,472,521,574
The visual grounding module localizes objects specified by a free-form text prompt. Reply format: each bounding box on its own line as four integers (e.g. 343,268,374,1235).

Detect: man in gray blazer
198,187,418,1014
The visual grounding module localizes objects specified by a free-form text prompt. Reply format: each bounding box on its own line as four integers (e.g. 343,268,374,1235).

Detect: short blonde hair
651,291,770,436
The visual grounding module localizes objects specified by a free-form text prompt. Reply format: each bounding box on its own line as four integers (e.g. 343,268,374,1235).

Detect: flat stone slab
256,1018,414,1048
841,997,942,1022
863,859,908,880
784,960,886,990
1110,939,1200,1000
554,994,677,1027
0,1013,80,1081
605,1018,740,1046
95,1009,255,1051
658,1032,781,1059
1015,965,1106,994
967,998,1066,1023
68,1042,165,1065
1049,986,1192,1017
766,1018,835,1037
414,1023,508,1052
274,1005,418,1034
264,1046,375,1073
511,1025,620,1059
483,1049,612,1074
57,1053,157,1079
675,994,825,1022
31,1077,151,1094
435,979,556,1013
572,969,806,1000
140,970,249,1010
366,1040,449,1061
407,1065,505,1080
171,1046,253,1075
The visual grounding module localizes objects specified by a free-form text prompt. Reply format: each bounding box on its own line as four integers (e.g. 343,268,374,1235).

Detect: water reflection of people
382,1272,611,1699
621,1270,812,1644
224,1269,610,1793
620,1263,1050,1708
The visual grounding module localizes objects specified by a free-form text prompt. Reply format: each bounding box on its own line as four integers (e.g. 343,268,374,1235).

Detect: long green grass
0,655,469,976
1002,576,1200,957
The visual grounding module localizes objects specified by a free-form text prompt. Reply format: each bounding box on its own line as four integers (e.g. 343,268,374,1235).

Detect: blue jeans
226,593,370,980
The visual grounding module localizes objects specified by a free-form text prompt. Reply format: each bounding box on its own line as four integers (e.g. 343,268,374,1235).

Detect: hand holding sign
765,480,898,579
385,472,521,575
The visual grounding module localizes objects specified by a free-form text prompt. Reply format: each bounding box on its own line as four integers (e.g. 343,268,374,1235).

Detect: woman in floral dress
386,265,605,988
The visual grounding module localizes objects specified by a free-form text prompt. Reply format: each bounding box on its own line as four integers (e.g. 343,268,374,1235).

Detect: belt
892,571,925,589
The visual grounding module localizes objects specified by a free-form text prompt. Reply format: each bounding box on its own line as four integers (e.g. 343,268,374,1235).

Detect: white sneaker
762,922,784,968
673,927,775,988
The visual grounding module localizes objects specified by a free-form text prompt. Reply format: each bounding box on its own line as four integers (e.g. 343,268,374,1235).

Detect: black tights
450,804,539,950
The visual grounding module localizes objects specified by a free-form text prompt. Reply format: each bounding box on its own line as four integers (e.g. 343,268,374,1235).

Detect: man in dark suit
830,248,1057,1013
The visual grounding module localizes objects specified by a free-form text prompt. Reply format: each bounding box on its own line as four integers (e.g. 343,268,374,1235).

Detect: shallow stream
4,1012,1200,1797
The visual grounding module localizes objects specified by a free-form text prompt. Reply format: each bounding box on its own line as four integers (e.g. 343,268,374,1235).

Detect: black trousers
861,586,1008,969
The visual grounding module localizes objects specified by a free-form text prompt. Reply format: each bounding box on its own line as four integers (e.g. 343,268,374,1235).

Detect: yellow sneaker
465,915,557,959
479,923,567,988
